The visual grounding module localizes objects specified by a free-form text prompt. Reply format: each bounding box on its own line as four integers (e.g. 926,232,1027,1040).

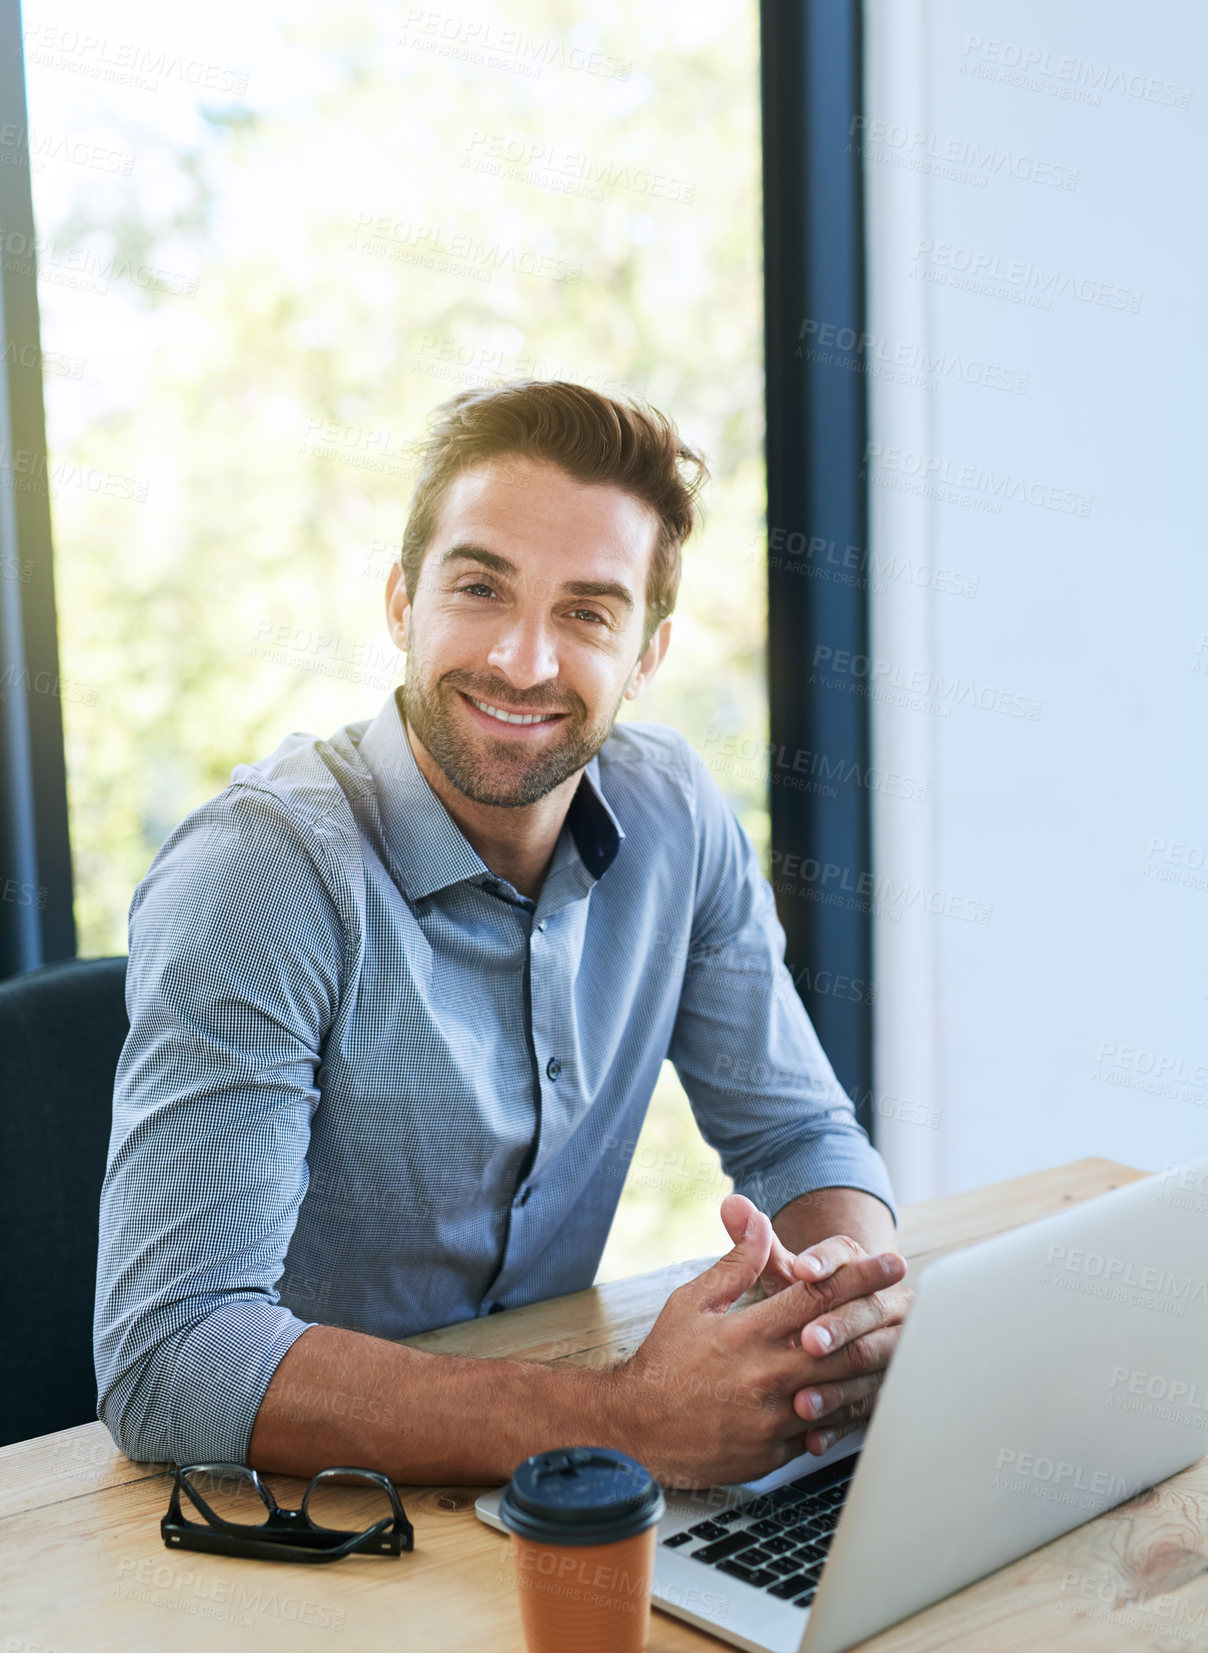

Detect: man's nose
485,611,560,690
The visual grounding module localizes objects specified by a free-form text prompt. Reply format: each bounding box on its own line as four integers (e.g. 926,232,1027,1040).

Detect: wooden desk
5,1156,1204,1652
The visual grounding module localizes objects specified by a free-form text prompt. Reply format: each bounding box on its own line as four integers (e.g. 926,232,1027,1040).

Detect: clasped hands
616,1191,913,1486
728,1192,911,1452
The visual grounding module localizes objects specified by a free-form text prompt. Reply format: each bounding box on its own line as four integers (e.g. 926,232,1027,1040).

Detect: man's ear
624,616,672,700
386,564,412,653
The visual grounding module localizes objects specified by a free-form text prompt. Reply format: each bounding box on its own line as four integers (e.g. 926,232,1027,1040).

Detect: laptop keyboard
660,1452,858,1610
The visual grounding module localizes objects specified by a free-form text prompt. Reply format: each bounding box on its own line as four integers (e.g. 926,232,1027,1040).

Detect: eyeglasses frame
162,1461,414,1564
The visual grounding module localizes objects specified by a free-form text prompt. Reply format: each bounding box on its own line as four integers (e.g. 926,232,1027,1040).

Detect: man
95,380,910,1491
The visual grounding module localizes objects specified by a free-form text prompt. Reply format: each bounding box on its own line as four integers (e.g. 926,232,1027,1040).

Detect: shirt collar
354,689,624,903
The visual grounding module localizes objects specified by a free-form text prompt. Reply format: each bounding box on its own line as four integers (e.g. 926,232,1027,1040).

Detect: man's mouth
461,692,569,728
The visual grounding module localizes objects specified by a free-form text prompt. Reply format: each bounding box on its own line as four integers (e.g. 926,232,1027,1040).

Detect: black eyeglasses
162,1463,414,1564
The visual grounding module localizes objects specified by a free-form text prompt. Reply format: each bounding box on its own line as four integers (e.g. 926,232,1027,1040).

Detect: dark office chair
0,955,129,1447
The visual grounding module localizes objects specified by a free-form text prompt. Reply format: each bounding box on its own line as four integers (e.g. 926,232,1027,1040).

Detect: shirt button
546,1057,562,1080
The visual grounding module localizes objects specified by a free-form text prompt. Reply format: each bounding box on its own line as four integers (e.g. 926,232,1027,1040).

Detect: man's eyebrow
562,578,635,612
439,544,518,577
438,544,635,611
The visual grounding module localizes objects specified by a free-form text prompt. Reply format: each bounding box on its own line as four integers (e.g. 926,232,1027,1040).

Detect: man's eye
456,586,605,626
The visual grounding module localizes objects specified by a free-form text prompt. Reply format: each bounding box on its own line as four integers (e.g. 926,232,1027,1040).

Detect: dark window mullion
761,0,872,1132
0,0,76,977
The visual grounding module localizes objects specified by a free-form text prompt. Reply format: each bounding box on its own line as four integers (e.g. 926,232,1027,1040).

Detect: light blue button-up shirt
94,688,895,1465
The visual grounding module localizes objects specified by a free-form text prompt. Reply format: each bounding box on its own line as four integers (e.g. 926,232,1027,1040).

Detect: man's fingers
803,1388,884,1455
719,1192,758,1248
800,1283,912,1358
757,1313,903,1407
763,1321,900,1394
805,1417,862,1455
805,1252,906,1315
793,1371,883,1424
760,1239,807,1297
791,1231,867,1284
720,1193,801,1297
794,1234,907,1288
747,1253,906,1342
807,1324,902,1384
691,1202,774,1312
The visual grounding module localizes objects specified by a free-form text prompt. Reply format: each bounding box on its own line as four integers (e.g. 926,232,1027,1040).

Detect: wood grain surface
5,1156,1202,1653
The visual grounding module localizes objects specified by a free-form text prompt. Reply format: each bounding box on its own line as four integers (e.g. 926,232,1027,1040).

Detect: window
24,0,764,1275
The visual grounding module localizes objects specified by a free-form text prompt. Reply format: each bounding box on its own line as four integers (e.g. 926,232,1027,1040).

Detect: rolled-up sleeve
94,784,346,1465
667,748,897,1226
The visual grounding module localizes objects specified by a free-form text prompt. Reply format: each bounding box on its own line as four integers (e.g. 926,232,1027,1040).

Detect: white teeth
468,696,560,726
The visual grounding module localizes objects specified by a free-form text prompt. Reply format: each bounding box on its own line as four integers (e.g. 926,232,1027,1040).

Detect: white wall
864,0,1208,1202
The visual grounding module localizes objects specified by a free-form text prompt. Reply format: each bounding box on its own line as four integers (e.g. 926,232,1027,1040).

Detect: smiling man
95,381,909,1491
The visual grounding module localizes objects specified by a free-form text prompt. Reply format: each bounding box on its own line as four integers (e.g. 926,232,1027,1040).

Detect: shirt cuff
730,1139,899,1233
103,1300,315,1466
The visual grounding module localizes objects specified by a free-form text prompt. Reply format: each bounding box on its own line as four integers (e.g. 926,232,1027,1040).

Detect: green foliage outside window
28,0,766,1280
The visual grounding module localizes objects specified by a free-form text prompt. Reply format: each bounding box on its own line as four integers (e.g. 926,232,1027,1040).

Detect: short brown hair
400,380,709,653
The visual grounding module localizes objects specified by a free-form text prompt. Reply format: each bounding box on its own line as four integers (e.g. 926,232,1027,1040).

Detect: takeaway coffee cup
499,1446,666,1653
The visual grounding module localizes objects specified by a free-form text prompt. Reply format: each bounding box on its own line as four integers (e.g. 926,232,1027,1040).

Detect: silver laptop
477,1156,1208,1652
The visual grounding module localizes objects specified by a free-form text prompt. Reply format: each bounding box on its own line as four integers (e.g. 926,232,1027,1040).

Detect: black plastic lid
499,1447,665,1545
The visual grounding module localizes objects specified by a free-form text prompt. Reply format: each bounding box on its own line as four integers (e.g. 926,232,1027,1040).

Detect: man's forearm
247,1324,627,1484
772,1186,898,1258
245,1212,908,1489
